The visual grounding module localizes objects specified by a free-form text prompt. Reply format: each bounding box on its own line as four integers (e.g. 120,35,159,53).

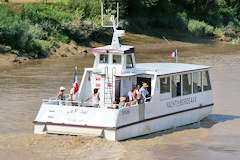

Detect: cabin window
160,77,170,93
172,75,181,97
203,71,211,91
113,55,121,64
193,72,202,93
182,73,192,95
126,55,133,68
99,54,108,64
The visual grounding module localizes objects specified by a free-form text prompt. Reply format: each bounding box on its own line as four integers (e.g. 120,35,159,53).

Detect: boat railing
42,97,152,108
107,101,137,109
145,97,152,102
108,98,151,109
42,99,86,107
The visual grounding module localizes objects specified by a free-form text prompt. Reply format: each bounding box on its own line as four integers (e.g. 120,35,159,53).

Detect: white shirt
70,88,76,101
91,94,99,105
128,91,133,101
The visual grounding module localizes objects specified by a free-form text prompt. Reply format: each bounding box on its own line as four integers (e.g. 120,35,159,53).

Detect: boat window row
159,70,211,97
99,54,134,68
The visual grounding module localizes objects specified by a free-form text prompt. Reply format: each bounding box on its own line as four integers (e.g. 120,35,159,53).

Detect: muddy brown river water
0,41,240,160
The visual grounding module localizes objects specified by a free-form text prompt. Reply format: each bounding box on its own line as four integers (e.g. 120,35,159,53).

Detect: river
0,40,240,160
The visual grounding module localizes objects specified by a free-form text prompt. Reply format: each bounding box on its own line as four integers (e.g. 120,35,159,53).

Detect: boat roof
88,63,210,76
91,45,134,54
136,63,210,76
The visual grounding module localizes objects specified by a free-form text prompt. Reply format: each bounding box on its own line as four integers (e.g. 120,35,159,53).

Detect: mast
101,2,125,50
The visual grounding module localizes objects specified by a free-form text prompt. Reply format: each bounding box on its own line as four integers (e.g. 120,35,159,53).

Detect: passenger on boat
69,84,79,106
112,101,118,109
119,97,131,108
119,97,127,108
128,88,134,101
57,86,65,100
139,83,149,104
83,88,100,107
69,85,74,101
133,85,140,103
107,101,118,109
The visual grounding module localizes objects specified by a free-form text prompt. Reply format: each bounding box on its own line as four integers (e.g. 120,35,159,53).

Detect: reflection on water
0,43,240,160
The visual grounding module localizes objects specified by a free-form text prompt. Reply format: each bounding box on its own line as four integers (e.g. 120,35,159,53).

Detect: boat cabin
91,45,136,74
78,45,212,109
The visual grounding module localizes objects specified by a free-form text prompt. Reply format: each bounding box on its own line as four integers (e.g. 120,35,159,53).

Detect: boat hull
34,104,212,141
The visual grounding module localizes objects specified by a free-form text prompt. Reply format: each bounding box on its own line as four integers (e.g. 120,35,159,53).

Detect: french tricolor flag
169,50,177,58
73,66,79,94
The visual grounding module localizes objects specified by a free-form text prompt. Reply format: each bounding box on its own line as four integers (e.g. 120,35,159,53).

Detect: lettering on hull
166,96,197,107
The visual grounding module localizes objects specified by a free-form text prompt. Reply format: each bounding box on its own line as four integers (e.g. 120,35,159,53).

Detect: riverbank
0,1,239,62
0,41,90,71
0,31,237,72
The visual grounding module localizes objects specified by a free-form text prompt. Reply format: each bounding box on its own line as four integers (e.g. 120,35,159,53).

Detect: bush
188,19,215,36
67,0,100,19
62,18,100,42
213,28,224,38
0,6,48,58
204,25,214,36
20,3,101,44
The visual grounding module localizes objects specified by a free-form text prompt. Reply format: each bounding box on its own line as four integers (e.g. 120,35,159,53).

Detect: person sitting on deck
139,83,149,104
119,97,127,108
57,86,66,100
119,97,131,108
83,88,100,107
108,101,118,109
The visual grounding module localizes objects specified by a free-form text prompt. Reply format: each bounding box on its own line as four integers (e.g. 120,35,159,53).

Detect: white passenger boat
33,7,214,141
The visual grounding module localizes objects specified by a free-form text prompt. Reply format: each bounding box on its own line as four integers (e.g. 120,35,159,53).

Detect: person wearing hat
139,83,149,104
119,97,127,108
57,86,66,100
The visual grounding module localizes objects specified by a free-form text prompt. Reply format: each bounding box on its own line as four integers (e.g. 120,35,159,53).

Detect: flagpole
176,49,178,63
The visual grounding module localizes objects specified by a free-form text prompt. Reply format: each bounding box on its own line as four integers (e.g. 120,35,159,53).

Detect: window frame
126,54,134,68
171,74,182,98
99,54,109,64
112,54,122,64
182,73,193,96
193,71,202,94
160,76,170,94
202,70,212,91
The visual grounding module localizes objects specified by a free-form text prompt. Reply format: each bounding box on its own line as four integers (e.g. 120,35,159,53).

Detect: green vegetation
0,0,103,58
0,0,240,58
125,0,240,39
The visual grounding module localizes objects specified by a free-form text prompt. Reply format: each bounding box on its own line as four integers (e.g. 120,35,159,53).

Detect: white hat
120,97,126,102
60,86,65,91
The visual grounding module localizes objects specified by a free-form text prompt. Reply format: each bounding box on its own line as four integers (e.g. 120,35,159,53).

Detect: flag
73,66,79,94
169,50,177,58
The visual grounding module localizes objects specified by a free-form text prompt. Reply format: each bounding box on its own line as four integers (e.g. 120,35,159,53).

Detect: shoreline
0,32,236,72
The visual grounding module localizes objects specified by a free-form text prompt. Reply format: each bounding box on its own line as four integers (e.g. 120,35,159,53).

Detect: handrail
41,98,151,108
42,99,84,107
145,97,152,100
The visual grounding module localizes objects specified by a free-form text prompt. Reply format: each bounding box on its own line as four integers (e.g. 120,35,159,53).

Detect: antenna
101,1,124,49
101,1,119,28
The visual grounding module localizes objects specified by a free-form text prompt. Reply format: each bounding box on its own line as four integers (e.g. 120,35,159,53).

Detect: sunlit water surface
0,42,240,160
